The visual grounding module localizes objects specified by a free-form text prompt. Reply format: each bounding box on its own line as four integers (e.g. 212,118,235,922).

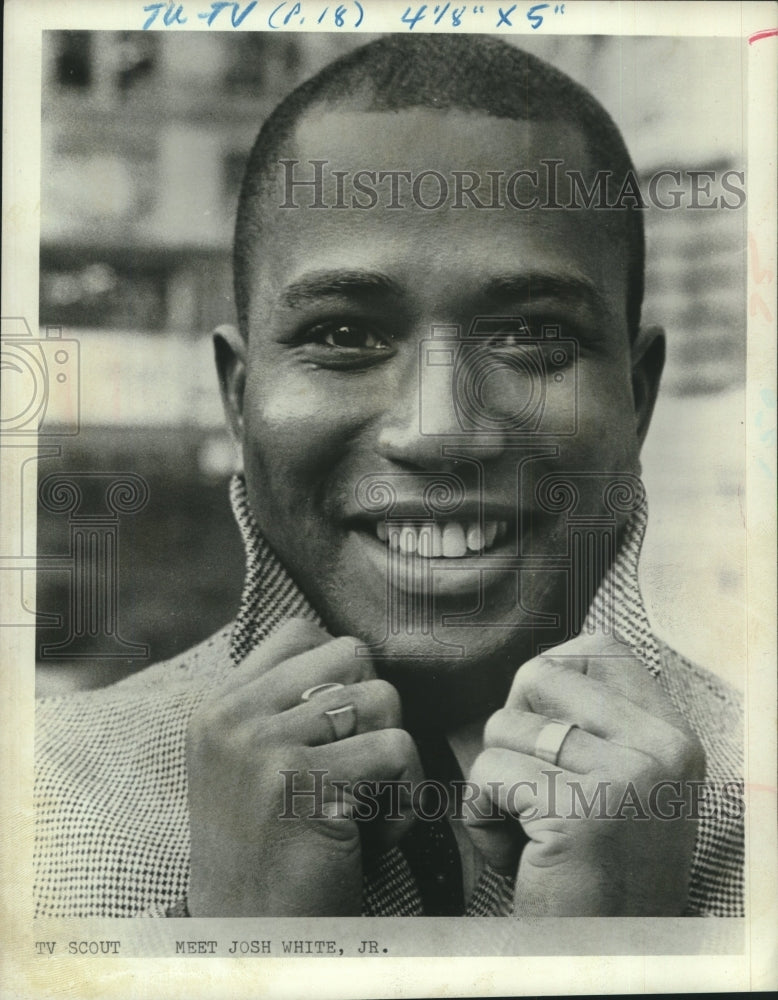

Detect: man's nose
375,342,508,467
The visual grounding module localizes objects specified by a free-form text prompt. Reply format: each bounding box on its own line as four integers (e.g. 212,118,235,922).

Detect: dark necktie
398,732,465,916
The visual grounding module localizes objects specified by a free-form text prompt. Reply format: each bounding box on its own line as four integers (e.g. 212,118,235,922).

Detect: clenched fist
186,619,422,916
464,633,704,915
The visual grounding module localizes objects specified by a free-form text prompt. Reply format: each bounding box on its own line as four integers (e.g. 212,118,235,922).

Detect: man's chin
339,623,552,730
377,655,512,732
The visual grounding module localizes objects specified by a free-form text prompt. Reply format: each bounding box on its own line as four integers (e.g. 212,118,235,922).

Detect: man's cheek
252,370,372,433
568,368,640,462
251,375,329,427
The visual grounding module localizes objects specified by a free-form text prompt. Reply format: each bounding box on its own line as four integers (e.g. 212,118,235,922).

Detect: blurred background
36,32,747,694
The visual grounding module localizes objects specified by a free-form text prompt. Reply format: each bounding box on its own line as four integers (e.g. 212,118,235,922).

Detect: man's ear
213,324,247,444
630,324,665,449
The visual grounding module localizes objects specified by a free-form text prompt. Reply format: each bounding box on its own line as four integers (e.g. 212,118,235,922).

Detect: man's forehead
247,104,629,333
286,106,592,173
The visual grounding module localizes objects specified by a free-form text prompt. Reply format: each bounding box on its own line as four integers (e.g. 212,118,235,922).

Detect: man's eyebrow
277,270,402,309
483,273,612,317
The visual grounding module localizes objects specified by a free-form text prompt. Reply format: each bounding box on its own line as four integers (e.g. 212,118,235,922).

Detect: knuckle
515,660,567,714
483,709,509,748
516,655,545,687
508,656,542,703
349,647,376,681
517,653,569,694
366,679,401,724
383,726,417,765
469,747,500,786
675,733,706,779
330,636,374,681
536,654,575,679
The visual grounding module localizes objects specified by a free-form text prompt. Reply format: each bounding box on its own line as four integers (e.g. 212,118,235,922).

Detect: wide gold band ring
322,704,357,741
534,720,578,766
300,682,357,741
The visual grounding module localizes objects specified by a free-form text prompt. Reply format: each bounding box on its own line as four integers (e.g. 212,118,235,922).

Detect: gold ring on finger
534,719,578,766
323,704,358,741
300,681,345,703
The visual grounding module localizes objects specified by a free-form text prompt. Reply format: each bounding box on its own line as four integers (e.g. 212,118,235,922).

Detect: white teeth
399,525,417,554
466,523,484,552
442,522,467,557
374,520,505,557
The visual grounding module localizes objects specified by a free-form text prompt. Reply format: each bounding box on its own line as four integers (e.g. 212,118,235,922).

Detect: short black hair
234,34,645,340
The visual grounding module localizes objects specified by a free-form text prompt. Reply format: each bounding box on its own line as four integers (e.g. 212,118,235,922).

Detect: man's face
220,108,662,720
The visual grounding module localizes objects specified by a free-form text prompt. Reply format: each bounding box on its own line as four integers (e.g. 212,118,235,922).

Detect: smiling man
35,35,744,920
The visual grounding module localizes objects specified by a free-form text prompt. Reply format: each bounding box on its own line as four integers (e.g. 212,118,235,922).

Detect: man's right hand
186,619,421,916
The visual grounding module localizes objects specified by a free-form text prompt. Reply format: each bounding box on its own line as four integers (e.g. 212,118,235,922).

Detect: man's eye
315,324,391,351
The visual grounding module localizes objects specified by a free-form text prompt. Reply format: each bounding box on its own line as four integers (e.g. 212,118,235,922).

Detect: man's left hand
463,634,704,915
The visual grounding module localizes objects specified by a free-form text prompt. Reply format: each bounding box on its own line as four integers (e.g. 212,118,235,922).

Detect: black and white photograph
2,1,776,995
